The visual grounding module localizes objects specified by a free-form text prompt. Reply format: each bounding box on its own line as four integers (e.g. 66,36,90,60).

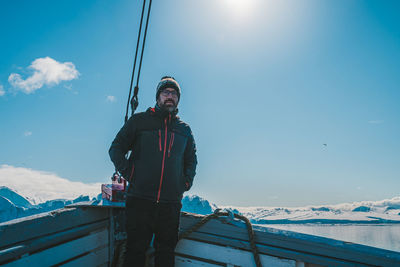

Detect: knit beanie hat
156,76,181,100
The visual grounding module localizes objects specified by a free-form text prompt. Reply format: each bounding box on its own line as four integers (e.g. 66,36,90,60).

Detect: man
109,76,197,267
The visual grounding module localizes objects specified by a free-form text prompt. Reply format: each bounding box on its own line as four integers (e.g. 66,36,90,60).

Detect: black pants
123,196,182,267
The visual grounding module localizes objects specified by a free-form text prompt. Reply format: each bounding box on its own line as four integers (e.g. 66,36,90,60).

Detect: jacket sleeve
183,128,197,191
109,116,137,178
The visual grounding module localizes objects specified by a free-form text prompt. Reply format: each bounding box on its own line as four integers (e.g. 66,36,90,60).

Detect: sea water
261,224,400,252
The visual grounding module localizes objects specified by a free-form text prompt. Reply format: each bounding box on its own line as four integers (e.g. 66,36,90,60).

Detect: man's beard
159,100,177,113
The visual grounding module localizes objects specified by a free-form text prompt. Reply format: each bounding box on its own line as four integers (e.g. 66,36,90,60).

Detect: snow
2,181,400,224
0,164,101,204
221,196,400,224
1,164,400,224
0,186,33,208
0,195,22,222
0,186,95,223
181,195,217,215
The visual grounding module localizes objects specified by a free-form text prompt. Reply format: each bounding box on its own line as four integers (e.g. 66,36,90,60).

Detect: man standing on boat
109,76,197,267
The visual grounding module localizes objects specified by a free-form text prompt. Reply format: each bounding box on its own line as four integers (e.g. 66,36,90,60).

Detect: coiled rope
117,210,262,267
177,209,262,267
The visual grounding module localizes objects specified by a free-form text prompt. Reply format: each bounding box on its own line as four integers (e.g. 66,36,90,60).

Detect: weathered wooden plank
60,245,108,267
179,212,400,267
109,208,114,267
0,220,108,264
3,229,108,267
175,255,223,266
180,232,354,267
0,207,109,248
3,205,398,267
176,239,296,267
66,202,125,209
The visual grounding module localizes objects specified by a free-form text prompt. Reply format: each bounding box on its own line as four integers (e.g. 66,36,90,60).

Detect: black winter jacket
109,107,197,203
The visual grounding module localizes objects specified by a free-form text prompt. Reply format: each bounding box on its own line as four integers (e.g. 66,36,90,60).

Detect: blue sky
0,0,399,206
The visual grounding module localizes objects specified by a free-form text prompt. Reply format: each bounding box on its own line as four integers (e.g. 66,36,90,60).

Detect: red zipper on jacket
168,132,174,157
158,130,162,151
156,118,168,203
128,163,135,182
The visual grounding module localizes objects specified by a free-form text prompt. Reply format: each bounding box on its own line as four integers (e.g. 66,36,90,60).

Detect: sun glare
223,0,257,19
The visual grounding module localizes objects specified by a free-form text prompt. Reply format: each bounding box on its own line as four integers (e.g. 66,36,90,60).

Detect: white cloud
0,85,5,96
0,165,102,204
106,95,116,102
24,131,32,137
8,57,80,94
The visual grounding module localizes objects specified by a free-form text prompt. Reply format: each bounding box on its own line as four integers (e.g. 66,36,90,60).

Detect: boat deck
1,202,399,266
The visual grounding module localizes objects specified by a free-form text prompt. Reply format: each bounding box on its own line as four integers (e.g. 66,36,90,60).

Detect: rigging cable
124,0,153,123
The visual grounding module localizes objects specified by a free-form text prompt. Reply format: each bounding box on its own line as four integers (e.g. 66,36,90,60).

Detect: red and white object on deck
101,172,127,202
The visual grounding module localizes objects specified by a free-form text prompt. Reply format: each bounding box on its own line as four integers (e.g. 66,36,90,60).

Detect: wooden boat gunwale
0,203,399,266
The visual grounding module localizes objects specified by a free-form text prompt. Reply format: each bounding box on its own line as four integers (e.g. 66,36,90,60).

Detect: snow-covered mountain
0,165,101,204
182,194,400,224
181,195,217,215
2,184,400,224
222,196,400,224
0,185,216,223
0,186,33,208
0,186,96,223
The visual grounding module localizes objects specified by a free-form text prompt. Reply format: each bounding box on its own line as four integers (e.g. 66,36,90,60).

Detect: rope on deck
177,209,262,267
117,209,262,267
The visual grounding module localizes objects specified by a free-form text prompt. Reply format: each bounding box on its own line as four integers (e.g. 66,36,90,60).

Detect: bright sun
224,0,256,19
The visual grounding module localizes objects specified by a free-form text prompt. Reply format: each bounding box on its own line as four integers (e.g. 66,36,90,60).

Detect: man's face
157,88,179,112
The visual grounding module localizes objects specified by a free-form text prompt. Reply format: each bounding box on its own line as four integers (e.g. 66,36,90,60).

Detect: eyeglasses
160,90,178,97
